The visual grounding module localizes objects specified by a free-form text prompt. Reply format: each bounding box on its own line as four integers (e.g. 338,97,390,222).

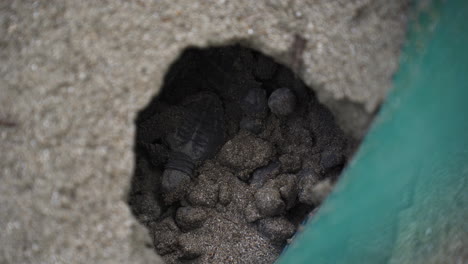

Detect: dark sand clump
128,45,352,264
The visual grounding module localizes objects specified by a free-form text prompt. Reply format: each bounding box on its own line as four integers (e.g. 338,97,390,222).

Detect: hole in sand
128,45,352,263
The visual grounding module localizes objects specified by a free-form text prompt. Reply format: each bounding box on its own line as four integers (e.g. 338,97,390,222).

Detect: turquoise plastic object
278,1,468,263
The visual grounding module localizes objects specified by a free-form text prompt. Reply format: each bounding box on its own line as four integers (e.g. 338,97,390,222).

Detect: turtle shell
168,91,225,164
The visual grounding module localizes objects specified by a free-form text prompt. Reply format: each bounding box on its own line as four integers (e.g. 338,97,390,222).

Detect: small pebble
175,207,208,232
268,88,296,116
241,88,268,119
257,217,296,243
254,186,285,217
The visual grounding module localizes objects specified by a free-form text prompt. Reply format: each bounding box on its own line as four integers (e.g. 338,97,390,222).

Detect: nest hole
128,44,351,263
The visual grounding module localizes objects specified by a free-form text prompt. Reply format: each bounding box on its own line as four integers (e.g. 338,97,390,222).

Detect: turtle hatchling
162,92,225,203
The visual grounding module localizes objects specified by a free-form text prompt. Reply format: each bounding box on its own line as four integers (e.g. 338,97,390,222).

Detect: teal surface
277,1,468,263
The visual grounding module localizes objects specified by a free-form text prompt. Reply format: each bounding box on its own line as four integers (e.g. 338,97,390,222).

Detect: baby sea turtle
162,92,225,204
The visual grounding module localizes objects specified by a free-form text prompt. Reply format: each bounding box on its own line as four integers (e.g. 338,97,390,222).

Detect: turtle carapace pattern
167,91,225,168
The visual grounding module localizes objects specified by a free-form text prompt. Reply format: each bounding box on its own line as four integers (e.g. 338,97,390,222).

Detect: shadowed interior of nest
128,45,351,264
